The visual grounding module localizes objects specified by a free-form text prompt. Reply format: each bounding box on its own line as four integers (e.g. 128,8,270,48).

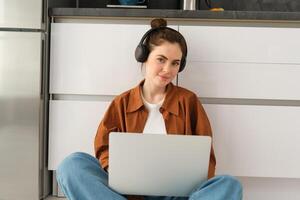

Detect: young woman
57,18,242,200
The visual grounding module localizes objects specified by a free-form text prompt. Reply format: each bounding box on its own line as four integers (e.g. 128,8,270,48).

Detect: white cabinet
50,23,147,95
179,25,300,100
48,100,110,170
49,22,300,180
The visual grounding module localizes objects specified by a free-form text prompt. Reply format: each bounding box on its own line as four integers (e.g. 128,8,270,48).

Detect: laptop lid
108,132,211,197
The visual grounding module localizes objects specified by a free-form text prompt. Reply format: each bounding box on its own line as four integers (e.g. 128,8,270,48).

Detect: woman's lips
159,75,171,81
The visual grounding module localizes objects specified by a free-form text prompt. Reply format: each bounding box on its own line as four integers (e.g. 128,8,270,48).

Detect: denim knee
190,175,242,200
213,175,243,197
57,152,94,182
217,175,242,191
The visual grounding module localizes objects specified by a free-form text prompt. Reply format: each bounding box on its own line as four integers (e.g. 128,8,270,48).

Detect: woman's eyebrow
157,54,181,62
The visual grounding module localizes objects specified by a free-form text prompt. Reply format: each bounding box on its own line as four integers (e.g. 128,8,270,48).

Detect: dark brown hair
146,18,187,57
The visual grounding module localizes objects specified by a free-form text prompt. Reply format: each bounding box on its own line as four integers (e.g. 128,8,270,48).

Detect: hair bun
150,18,167,29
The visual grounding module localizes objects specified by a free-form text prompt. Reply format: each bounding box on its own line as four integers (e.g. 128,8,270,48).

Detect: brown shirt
94,80,216,179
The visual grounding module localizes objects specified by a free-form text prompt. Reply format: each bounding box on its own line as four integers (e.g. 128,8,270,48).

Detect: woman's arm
94,100,120,171
191,94,216,179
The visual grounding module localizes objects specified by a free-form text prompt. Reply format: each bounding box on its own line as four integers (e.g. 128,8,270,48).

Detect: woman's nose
162,62,172,72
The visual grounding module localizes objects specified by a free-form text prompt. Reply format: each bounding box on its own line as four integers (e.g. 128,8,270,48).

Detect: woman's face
144,41,182,88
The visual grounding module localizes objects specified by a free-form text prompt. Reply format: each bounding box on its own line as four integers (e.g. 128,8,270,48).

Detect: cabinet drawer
180,26,300,64
48,100,110,170
204,104,300,178
180,62,300,100
50,23,147,95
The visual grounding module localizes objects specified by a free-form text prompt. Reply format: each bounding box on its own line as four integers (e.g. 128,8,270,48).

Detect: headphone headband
135,26,187,72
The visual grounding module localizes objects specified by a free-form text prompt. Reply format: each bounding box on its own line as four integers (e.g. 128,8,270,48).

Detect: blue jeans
57,152,242,200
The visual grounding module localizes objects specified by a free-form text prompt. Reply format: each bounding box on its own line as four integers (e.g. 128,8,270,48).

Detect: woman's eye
157,58,165,63
172,62,180,67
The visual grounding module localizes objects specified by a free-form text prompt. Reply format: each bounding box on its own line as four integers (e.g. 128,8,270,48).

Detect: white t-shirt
141,94,167,134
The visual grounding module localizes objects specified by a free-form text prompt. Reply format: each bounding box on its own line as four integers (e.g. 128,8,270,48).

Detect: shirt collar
127,80,179,116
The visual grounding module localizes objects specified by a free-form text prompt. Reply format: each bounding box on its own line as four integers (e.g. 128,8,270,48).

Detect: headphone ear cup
179,57,186,72
135,44,149,63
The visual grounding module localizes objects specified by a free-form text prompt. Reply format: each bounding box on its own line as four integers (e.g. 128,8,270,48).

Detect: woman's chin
155,78,171,87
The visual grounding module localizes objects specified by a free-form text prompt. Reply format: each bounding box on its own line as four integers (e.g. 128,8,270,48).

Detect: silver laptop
108,132,211,197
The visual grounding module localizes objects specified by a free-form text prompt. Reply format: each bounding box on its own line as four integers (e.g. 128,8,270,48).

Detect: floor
45,196,66,200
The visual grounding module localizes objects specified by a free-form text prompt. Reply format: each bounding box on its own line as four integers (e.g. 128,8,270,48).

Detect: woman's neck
142,80,166,104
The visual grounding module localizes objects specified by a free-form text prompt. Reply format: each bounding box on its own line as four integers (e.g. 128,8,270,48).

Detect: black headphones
135,26,187,73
